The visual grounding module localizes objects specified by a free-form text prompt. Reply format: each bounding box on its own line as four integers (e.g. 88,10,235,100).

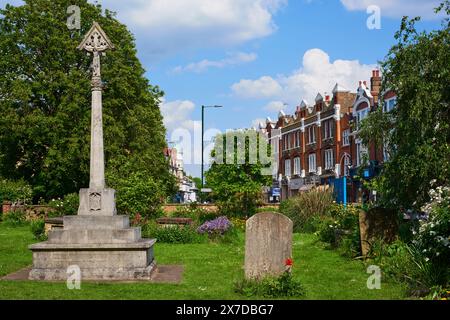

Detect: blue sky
1,0,444,177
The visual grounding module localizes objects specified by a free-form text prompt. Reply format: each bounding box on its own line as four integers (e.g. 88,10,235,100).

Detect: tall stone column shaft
90,79,105,190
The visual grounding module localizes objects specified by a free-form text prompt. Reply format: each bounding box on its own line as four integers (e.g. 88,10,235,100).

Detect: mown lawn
0,222,407,300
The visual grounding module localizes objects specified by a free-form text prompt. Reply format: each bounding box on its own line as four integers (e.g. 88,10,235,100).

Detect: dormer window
355,102,370,131
384,97,397,113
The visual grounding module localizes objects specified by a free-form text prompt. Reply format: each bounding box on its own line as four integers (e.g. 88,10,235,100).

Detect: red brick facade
260,70,396,201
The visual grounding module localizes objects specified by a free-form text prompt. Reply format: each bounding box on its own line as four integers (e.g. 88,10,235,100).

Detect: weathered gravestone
244,212,293,279
28,22,156,281
359,207,399,257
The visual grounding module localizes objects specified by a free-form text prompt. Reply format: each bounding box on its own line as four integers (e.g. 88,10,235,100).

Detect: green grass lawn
0,222,407,300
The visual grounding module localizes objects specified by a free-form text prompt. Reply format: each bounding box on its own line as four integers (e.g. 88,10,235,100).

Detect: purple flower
197,216,232,235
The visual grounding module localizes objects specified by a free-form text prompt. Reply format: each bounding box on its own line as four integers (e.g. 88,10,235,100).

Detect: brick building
349,70,397,202
260,70,396,202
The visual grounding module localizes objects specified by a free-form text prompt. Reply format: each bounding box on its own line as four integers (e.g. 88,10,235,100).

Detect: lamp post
201,105,223,189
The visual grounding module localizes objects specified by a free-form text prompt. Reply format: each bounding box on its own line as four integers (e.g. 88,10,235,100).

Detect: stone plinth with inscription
29,22,156,281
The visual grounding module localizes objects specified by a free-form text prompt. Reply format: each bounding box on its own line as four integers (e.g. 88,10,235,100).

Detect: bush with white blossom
413,181,450,264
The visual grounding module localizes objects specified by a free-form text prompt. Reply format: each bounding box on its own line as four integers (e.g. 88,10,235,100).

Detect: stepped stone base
29,190,156,281
29,240,156,281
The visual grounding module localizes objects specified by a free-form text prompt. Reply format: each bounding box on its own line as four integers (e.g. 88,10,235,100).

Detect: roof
332,83,350,94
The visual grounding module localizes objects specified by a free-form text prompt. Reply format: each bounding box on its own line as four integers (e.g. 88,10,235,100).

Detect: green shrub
234,271,305,298
142,221,207,244
217,226,241,244
172,204,219,225
367,239,448,297
30,219,47,241
3,210,27,226
230,217,246,232
0,179,32,205
337,229,361,258
48,193,79,217
316,217,337,244
111,172,166,219
280,188,334,233
316,204,361,257
415,185,450,271
255,206,279,213
398,219,419,243
216,190,263,218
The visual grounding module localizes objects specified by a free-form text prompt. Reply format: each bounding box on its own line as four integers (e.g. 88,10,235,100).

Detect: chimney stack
371,69,382,104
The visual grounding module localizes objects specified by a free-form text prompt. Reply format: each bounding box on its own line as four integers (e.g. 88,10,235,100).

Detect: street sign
271,188,281,197
201,188,213,193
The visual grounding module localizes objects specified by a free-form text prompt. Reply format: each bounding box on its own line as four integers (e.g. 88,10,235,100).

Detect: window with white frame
294,131,300,148
308,126,316,144
293,157,301,175
356,108,369,130
324,149,334,170
356,142,368,167
384,97,397,113
344,155,351,176
323,120,334,139
284,159,291,177
343,129,350,146
308,154,316,173
287,134,291,150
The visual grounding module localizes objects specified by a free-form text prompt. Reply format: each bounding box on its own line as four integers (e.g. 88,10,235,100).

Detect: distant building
164,147,198,203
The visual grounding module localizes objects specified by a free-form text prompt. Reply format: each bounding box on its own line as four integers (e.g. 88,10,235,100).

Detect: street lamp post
201,105,223,189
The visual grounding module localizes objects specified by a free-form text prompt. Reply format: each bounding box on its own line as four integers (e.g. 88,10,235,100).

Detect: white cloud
231,48,376,104
173,52,257,73
159,99,197,132
264,101,288,112
98,0,287,57
340,0,442,20
232,76,283,99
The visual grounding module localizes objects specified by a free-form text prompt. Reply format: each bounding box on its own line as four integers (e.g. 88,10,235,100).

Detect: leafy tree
0,0,176,202
0,178,32,205
206,129,272,217
359,1,450,209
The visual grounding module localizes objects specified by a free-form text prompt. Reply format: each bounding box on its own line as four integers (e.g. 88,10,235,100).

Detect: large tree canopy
206,129,272,216
359,1,450,209
0,0,176,200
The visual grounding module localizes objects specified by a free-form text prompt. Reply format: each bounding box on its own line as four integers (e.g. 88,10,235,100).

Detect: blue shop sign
272,188,281,197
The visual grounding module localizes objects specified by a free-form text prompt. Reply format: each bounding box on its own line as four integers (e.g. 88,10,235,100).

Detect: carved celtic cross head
77,21,115,54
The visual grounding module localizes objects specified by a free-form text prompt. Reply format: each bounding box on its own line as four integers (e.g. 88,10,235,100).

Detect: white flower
425,257,430,262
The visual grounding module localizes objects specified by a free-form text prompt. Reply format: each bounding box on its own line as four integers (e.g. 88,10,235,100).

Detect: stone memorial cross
76,22,116,216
